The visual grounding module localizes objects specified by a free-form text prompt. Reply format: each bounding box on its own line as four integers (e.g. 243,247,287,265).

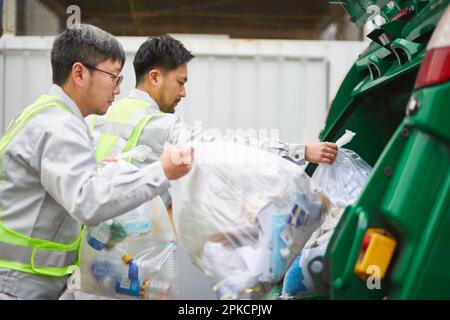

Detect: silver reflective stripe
93,109,151,157
0,242,77,268
111,138,126,158
91,127,126,158
93,117,135,140
34,249,77,268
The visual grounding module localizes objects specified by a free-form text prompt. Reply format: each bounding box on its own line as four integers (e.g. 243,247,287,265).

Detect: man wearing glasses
84,63,124,94
0,24,193,300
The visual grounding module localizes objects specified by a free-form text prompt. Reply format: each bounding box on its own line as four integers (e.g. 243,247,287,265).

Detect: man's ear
148,69,161,87
72,62,86,88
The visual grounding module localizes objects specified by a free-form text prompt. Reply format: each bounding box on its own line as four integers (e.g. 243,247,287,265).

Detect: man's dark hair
133,35,194,85
51,24,126,86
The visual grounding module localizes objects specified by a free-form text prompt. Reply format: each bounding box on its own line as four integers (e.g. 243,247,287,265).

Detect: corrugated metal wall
0,36,366,143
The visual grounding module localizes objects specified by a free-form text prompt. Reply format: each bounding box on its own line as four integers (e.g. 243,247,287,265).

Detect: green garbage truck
299,0,450,299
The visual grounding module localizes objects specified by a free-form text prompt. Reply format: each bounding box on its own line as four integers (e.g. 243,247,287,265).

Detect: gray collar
128,88,161,113
48,85,85,122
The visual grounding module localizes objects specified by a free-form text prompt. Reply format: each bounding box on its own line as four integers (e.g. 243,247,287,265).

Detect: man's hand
100,157,118,165
161,145,194,180
305,142,338,164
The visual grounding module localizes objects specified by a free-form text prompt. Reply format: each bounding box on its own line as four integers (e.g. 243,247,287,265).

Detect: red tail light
392,6,415,21
414,47,450,89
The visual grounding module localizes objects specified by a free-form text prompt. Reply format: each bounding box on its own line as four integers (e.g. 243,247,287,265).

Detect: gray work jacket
0,85,169,299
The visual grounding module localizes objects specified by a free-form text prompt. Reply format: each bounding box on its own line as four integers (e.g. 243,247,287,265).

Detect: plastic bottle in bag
87,221,113,251
116,277,141,297
114,203,152,237
91,255,127,295
91,254,141,298
140,242,179,299
161,245,178,281
140,278,173,300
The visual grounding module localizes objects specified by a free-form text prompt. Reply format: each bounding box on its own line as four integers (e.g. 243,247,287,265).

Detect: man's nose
180,87,186,98
114,85,121,95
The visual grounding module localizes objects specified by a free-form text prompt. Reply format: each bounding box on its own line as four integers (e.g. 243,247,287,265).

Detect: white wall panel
0,36,366,143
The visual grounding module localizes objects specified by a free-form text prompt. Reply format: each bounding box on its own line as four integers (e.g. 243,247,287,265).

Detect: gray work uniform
0,85,170,299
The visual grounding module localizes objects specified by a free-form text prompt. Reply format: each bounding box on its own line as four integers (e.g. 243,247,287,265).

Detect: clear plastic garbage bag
67,148,179,300
170,141,331,300
281,130,373,298
310,130,373,208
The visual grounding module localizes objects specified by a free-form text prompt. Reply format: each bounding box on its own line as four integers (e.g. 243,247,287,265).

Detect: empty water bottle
114,202,152,237
161,243,179,282
140,278,173,300
159,243,179,298
87,221,113,250
91,255,127,280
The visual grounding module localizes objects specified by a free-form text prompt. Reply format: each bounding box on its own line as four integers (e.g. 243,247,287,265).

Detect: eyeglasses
84,64,124,87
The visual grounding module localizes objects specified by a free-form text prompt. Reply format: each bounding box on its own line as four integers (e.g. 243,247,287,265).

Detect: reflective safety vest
89,97,164,162
0,95,85,277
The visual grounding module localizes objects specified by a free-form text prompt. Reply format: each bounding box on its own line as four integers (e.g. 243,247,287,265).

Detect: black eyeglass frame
84,63,124,87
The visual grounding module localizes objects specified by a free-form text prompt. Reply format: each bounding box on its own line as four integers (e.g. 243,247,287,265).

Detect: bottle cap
87,234,106,251
121,253,133,264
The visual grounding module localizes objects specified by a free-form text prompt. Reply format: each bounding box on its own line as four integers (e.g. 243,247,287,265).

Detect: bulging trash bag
170,141,331,300
67,150,179,300
281,130,373,299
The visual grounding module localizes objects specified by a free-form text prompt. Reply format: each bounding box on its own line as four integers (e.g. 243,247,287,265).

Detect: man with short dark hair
0,25,192,300
132,35,194,114
90,35,338,197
